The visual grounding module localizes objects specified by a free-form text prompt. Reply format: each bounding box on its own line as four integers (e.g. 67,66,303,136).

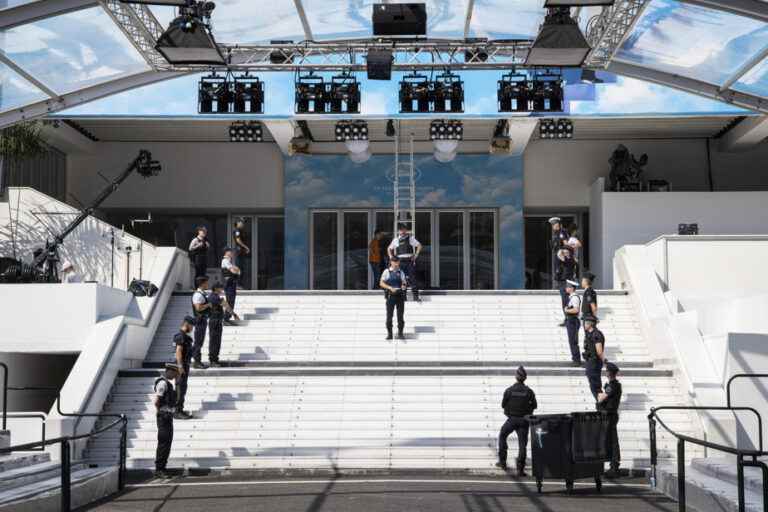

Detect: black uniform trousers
498,416,529,469
224,278,237,320
585,359,603,399
607,412,621,470
399,259,419,299
192,317,208,363
557,281,568,318
155,412,173,471
193,256,207,280
566,316,581,362
175,366,189,413
386,293,405,334
209,317,223,363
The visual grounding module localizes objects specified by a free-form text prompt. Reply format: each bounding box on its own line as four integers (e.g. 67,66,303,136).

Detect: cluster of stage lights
539,119,574,140
199,73,264,114
335,120,369,142
228,121,263,143
399,71,465,114
497,71,564,113
430,120,464,141
295,72,361,114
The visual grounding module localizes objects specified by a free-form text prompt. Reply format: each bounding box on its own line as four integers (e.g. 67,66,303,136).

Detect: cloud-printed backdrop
284,153,524,289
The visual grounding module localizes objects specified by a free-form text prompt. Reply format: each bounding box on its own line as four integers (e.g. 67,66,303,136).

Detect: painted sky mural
284,153,524,289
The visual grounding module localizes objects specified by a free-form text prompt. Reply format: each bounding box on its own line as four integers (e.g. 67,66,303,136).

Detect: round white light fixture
433,139,459,154
345,139,370,154
434,149,456,163
349,149,372,164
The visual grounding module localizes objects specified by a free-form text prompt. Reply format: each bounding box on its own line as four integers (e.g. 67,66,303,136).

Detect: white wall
593,188,768,287
67,142,284,210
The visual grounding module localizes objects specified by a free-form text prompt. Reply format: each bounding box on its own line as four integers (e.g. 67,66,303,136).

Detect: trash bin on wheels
527,412,609,494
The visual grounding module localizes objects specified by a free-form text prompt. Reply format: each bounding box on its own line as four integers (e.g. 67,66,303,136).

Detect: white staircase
88,291,703,472
0,452,116,511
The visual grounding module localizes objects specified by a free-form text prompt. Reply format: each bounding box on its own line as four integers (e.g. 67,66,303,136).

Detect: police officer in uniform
221,249,241,324
549,217,569,288
380,256,408,340
232,220,251,289
556,248,577,327
598,362,622,478
154,362,180,478
188,227,210,280
173,316,195,420
581,272,598,322
563,279,582,366
497,366,537,476
191,276,211,369
207,282,238,367
583,314,606,400
388,224,422,301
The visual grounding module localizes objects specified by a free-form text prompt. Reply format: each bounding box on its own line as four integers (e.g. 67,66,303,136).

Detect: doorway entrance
523,213,588,289
310,208,497,290
229,215,284,290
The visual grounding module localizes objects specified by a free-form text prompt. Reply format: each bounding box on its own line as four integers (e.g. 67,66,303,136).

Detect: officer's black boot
397,329,405,340
517,463,527,477
495,461,508,471
386,328,393,340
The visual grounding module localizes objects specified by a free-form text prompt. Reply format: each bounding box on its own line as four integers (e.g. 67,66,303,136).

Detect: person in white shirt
221,249,241,323
563,279,582,367
387,224,422,301
60,261,82,284
191,276,211,369
380,256,408,340
188,227,210,281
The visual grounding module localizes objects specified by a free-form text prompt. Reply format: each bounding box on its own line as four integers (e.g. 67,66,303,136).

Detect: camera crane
1,150,162,284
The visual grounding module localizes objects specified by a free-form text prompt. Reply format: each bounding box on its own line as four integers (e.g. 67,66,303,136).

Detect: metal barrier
727,374,768,408
649,405,768,512
0,362,7,431
5,412,47,451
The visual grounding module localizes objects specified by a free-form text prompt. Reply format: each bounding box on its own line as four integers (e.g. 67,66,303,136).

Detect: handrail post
677,438,686,512
61,439,71,512
737,455,745,512
0,362,8,431
119,416,127,490
649,414,658,487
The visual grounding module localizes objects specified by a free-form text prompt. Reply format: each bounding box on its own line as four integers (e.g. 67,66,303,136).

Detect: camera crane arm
33,149,161,276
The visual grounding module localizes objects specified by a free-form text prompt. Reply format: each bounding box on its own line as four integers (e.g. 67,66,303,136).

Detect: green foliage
0,121,46,160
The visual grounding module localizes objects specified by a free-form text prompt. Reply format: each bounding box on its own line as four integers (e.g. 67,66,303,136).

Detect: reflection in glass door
344,212,369,290
439,212,464,289
470,212,495,289
312,212,338,289
257,217,284,289
233,216,254,289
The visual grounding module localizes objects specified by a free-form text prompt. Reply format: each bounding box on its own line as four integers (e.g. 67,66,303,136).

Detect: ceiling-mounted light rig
229,121,263,142
295,72,326,114
329,73,361,114
399,72,431,113
539,118,573,140
335,120,369,142
432,71,464,113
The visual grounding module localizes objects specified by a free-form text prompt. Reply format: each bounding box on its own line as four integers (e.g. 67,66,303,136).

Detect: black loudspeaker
367,48,393,80
128,279,159,297
372,3,427,36
678,223,699,236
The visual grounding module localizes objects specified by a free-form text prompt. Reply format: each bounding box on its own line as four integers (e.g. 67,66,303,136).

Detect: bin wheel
536,479,543,494
595,476,602,492
566,479,574,494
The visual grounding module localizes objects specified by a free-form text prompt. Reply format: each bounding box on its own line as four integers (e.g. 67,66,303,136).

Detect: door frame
228,213,284,290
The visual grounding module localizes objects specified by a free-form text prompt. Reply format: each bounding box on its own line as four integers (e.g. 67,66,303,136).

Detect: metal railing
649,405,768,512
727,374,768,409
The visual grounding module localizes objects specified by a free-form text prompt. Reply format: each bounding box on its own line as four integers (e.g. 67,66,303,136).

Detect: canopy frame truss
585,0,650,68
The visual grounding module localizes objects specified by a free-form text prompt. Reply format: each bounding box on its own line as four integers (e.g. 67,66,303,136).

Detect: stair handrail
649,405,768,512
0,362,7,431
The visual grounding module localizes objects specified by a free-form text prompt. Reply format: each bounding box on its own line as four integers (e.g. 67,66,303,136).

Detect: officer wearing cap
221,249,241,324
208,282,238,367
173,316,195,420
598,362,622,478
191,276,211,370
583,315,606,400
154,363,180,478
549,217,569,288
497,366,538,476
581,272,598,322
380,256,408,340
388,224,422,302
563,279,582,366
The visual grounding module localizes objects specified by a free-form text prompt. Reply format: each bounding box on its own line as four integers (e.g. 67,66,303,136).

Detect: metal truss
100,0,167,69
584,0,650,68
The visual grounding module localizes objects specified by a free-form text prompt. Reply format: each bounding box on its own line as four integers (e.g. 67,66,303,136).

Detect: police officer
549,217,569,288
563,279,582,366
154,362,180,478
380,256,408,340
188,226,210,280
556,247,577,327
598,362,622,478
497,366,537,476
581,272,598,320
583,314,606,400
191,276,210,369
208,282,238,367
221,249,241,324
388,224,422,302
173,316,195,420
232,220,251,289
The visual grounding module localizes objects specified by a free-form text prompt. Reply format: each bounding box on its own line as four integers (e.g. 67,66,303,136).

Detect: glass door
312,211,338,289
438,211,464,289
343,211,369,290
470,212,496,290
256,217,284,290
231,215,254,289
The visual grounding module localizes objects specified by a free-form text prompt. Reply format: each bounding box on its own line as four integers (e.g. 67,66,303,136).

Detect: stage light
229,121,263,143
430,120,464,141
372,3,427,36
432,71,464,113
155,1,225,65
295,72,326,114
532,73,564,112
539,118,573,140
525,7,590,67
329,74,361,114
198,73,229,114
233,74,264,114
349,149,372,164
335,120,369,142
498,72,531,113
399,73,430,113
367,48,394,80
386,120,396,137
490,120,513,154
434,149,456,163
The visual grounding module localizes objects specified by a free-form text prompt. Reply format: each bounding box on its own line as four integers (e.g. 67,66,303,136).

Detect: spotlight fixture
295,72,326,114
233,73,264,114
228,121,263,143
498,72,530,113
367,48,394,80
525,7,591,67
399,73,430,113
329,73,361,114
372,3,427,36
429,120,464,141
538,118,573,140
155,1,225,65
532,72,564,112
432,71,464,113
386,120,396,138
490,120,513,155
335,120,369,142
198,73,229,114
